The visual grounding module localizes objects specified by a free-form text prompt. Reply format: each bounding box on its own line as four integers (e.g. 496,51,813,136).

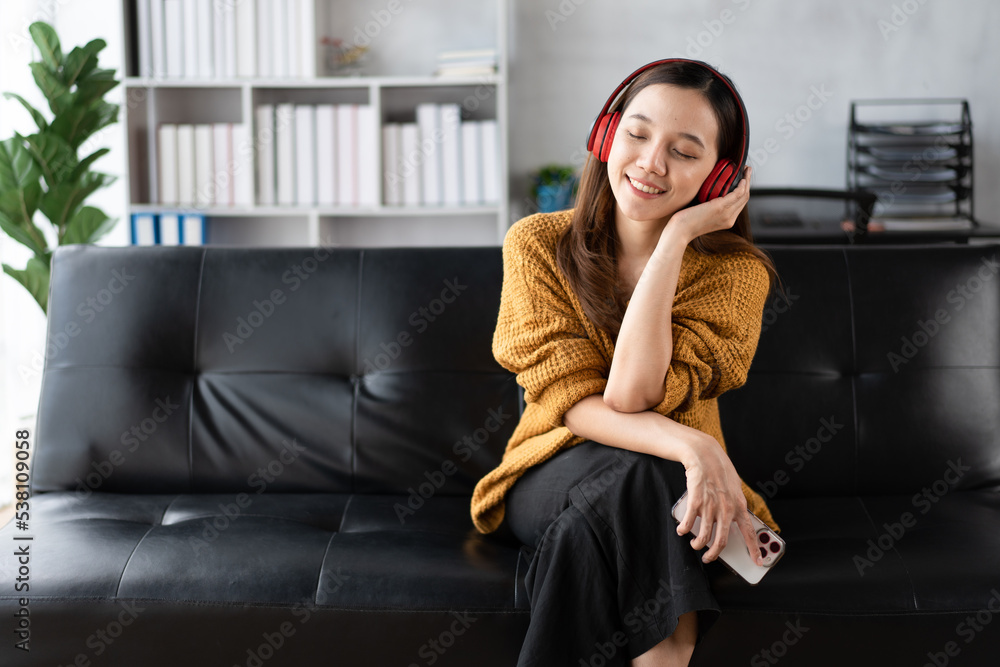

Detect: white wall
507,0,1000,225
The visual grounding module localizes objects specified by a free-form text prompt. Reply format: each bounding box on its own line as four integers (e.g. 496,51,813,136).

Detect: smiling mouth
628,176,664,195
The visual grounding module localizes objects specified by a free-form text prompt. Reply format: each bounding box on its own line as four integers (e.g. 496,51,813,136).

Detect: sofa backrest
33,245,520,498
33,243,1000,501
720,243,1000,500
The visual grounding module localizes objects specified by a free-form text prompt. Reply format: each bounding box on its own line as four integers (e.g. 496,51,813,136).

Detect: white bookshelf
120,0,509,247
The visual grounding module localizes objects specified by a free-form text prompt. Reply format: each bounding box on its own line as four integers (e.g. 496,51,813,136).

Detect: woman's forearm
564,393,706,465
604,227,689,412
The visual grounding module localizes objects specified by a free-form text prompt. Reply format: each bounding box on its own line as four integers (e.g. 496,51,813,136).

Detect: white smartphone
670,490,785,586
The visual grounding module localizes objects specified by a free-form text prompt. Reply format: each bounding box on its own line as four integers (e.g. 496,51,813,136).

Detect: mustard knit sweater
470,209,780,536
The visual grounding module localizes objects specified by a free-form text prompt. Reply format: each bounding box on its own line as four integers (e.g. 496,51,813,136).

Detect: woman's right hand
659,165,752,247
674,431,763,566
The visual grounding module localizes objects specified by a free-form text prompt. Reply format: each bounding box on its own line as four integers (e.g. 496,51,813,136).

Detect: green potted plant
0,21,120,313
529,164,579,213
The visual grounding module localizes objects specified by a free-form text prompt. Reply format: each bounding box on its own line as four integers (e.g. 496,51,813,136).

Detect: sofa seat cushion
708,490,1000,613
1,492,526,611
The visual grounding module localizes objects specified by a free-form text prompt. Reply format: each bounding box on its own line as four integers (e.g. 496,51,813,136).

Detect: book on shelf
235,0,256,77
416,103,442,206
440,104,462,206
336,104,357,206
194,124,214,207
182,0,198,78
137,0,314,79
251,102,376,208
276,103,296,206
400,124,421,206
158,124,178,204
162,0,183,77
232,124,254,206
481,119,499,204
213,122,233,207
256,104,276,205
158,122,253,207
461,121,482,205
382,124,403,206
435,48,498,78
256,0,273,77
316,105,337,206
160,212,180,245
159,213,180,245
195,0,213,77
130,213,208,246
295,104,316,205
182,213,207,244
176,124,194,205
130,213,157,245
271,0,288,78
357,105,378,206
381,107,499,208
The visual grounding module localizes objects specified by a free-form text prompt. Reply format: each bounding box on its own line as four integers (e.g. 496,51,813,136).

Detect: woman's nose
635,143,666,176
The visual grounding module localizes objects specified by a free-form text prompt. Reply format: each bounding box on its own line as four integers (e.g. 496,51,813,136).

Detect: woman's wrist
656,220,692,253
651,414,711,467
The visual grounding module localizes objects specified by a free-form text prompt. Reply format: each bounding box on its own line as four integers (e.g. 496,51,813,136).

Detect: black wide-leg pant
504,439,722,667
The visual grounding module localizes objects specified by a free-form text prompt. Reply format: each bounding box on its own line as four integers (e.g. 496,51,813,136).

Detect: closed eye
674,149,695,159
626,131,644,140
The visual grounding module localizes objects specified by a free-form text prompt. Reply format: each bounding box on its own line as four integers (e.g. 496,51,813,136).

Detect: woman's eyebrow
626,113,705,148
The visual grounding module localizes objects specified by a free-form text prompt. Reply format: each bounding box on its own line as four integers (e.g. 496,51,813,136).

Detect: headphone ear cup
592,112,621,162
697,160,737,202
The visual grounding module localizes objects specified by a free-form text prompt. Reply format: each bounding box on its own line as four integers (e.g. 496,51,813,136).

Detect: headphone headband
586,58,750,200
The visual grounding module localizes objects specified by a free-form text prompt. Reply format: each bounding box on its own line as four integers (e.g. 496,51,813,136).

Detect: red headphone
586,58,750,203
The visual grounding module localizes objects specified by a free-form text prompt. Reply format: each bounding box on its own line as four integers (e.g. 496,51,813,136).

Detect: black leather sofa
2,241,999,666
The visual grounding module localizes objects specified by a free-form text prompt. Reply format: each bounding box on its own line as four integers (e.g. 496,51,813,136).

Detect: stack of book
434,49,498,78
130,212,207,245
157,123,255,207
382,103,499,207
255,103,379,207
136,0,315,79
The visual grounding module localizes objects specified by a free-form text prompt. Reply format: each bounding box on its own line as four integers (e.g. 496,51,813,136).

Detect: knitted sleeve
492,222,609,430
653,250,771,415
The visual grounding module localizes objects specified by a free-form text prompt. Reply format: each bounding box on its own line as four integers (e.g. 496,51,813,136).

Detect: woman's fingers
701,506,733,562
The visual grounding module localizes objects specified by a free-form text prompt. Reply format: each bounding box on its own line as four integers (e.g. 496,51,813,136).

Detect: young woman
470,59,782,667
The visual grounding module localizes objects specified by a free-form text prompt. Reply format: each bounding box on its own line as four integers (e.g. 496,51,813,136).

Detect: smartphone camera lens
759,532,770,544
769,542,781,554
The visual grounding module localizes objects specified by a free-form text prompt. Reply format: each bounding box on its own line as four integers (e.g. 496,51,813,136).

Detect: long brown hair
555,60,783,341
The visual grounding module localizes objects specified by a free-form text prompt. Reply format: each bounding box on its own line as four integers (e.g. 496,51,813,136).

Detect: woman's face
607,83,721,231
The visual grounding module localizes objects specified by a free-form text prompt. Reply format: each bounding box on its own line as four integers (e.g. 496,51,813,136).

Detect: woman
470,59,782,667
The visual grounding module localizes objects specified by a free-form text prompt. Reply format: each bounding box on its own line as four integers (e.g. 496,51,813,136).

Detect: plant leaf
0,136,42,192
0,181,43,228
50,100,119,151
61,39,106,88
62,205,116,245
47,103,86,146
1,92,49,132
68,147,110,184
2,256,50,313
75,68,119,109
40,171,116,231
29,62,71,115
0,137,44,227
29,22,62,72
22,131,77,188
0,210,47,256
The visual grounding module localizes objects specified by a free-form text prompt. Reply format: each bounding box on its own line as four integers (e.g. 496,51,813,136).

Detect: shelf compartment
204,214,312,247
318,212,500,247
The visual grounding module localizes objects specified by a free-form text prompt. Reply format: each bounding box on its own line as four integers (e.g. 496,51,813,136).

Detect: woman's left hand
663,165,751,245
